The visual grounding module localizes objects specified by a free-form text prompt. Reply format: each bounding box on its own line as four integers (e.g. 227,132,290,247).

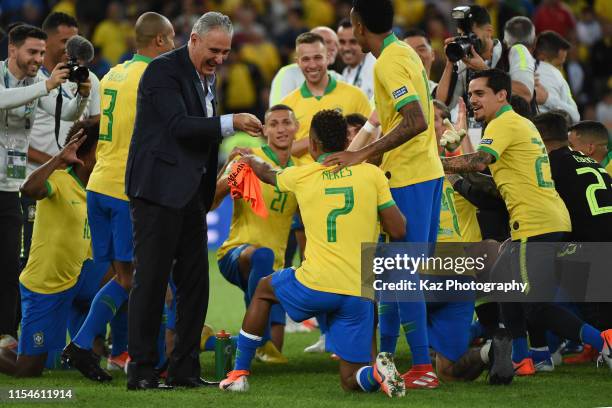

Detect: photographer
22,13,100,265
436,6,502,111
0,24,89,347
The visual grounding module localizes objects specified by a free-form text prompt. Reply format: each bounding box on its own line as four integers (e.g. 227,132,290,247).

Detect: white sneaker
373,352,405,398
219,370,250,392
285,317,315,333
304,335,326,353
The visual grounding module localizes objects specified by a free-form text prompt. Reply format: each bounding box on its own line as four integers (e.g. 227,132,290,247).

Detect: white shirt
342,53,376,100
536,60,580,124
27,69,101,173
196,72,234,137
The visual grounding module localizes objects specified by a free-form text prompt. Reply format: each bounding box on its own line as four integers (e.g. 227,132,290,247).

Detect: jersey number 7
325,187,354,242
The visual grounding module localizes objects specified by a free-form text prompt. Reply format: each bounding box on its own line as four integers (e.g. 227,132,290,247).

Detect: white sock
480,341,492,364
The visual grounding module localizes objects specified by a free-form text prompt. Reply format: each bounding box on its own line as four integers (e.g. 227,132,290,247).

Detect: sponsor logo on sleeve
480,138,494,145
392,86,408,99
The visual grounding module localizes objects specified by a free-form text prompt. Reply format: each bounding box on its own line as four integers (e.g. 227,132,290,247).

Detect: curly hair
311,109,348,152
66,118,100,158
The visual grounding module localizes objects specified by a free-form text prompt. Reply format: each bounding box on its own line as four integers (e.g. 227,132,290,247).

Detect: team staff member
62,12,176,381
0,120,106,378
24,12,101,265
324,1,444,389
220,109,407,397
281,32,371,165
0,24,90,348
441,68,612,375
125,12,262,390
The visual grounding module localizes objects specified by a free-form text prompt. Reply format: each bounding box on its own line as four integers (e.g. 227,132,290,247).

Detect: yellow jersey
276,154,395,296
373,33,444,188
438,177,462,242
602,154,612,175
20,168,91,294
454,194,482,242
217,146,298,270
281,75,372,165
87,54,152,201
477,105,571,240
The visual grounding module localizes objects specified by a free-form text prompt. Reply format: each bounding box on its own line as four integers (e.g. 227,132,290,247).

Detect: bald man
269,26,345,105
62,12,176,382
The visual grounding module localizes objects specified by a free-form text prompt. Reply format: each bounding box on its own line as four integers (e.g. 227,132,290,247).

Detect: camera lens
71,66,89,83
446,42,467,63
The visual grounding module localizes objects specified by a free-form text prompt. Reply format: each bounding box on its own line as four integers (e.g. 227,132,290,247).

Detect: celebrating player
214,104,300,362
220,110,407,397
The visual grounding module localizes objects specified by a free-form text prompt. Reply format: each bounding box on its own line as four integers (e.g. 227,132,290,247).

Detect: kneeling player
0,121,109,377
220,110,407,396
214,105,300,362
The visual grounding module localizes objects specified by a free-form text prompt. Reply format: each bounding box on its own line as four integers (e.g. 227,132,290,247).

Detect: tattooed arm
322,100,427,169
441,150,494,174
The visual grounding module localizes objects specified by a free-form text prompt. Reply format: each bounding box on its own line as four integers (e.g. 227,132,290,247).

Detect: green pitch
2,252,611,407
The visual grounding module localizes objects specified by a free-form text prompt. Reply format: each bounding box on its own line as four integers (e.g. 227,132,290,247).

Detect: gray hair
504,16,535,47
191,12,233,36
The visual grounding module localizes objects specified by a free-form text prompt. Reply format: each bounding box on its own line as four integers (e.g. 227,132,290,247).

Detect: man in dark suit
125,12,262,390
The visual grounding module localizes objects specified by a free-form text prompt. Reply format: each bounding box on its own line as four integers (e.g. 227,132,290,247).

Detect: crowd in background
1,0,610,128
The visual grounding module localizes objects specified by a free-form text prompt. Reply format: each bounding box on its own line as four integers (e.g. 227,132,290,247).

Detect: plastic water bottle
214,330,234,380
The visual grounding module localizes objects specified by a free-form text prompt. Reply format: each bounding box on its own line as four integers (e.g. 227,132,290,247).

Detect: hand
237,154,256,167
462,46,488,71
322,150,367,171
455,97,468,132
535,75,548,104
57,129,86,167
369,110,380,127
233,113,263,136
45,63,70,92
77,77,91,97
440,119,466,152
228,146,253,162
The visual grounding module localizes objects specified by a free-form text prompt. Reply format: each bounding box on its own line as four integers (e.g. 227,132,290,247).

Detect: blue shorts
427,301,475,362
166,278,177,331
72,259,109,311
19,260,97,356
217,244,249,291
87,191,133,263
391,177,443,243
271,268,374,364
291,213,304,230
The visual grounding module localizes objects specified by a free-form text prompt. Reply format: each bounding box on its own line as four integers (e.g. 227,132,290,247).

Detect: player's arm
441,150,494,174
379,204,406,241
240,155,279,186
27,147,53,167
323,101,427,169
20,129,86,200
347,110,381,152
211,147,254,210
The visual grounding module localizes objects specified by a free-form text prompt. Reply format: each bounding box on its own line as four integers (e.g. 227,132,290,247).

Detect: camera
65,57,89,83
445,6,484,63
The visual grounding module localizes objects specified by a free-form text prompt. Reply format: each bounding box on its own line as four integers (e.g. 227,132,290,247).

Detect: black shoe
166,377,220,388
62,342,112,383
488,328,514,385
127,378,174,391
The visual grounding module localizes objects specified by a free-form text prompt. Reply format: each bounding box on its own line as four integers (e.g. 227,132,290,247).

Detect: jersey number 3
325,187,354,242
99,89,118,142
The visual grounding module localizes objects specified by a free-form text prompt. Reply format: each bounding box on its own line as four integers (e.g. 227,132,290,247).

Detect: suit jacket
125,45,223,210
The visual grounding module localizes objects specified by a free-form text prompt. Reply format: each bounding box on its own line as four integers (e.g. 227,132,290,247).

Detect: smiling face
468,77,508,123
337,25,363,67
296,41,328,86
189,28,232,76
9,37,46,78
264,109,298,150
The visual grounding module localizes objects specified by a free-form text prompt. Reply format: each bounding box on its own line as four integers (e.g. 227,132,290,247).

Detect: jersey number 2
99,89,118,142
576,167,612,215
325,187,354,242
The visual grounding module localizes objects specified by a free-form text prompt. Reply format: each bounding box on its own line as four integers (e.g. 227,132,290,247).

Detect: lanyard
351,61,364,87
40,66,72,99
